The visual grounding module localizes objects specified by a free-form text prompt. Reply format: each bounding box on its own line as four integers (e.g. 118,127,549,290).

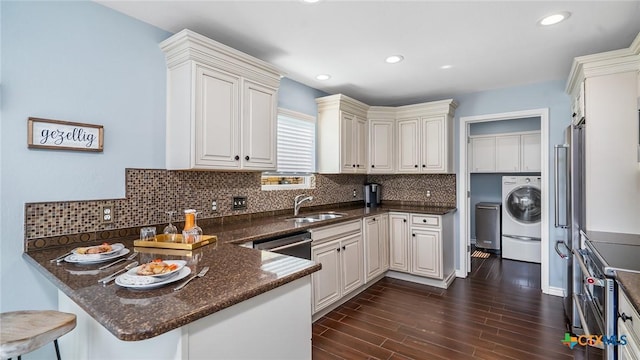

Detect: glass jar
182,209,203,244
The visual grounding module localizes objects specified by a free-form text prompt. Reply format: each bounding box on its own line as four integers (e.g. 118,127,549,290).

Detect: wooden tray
133,234,217,250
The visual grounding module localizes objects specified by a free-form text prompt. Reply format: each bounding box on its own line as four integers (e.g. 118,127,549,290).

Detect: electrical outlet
101,204,114,223
232,196,247,210
426,190,431,197
353,189,357,198
211,200,217,212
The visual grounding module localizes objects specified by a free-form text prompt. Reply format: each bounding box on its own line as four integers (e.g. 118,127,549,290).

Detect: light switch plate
232,196,247,210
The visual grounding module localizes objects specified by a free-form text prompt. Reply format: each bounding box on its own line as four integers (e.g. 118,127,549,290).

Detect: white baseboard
386,270,454,289
545,286,565,297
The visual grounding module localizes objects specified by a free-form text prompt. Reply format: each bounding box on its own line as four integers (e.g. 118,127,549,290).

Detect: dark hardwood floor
312,253,601,359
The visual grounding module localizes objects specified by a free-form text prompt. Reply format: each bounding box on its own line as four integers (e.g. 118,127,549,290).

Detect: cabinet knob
412,233,416,237
372,218,376,221
245,156,250,161
337,248,341,252
619,312,633,322
352,164,356,168
356,164,360,168
371,165,375,168
403,219,406,223
234,155,240,161
422,164,426,168
414,165,418,168
342,246,346,250
572,112,577,118
423,219,427,223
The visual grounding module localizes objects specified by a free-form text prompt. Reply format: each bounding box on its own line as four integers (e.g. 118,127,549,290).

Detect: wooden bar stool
0,310,76,360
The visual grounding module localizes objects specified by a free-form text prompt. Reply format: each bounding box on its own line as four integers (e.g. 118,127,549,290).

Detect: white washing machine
501,176,542,263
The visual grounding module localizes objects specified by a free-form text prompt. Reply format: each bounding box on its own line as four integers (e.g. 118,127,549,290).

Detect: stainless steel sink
285,212,347,223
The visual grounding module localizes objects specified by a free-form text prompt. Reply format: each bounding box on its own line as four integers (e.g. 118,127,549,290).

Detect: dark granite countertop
206,204,456,245
23,203,454,341
24,242,320,341
617,271,640,315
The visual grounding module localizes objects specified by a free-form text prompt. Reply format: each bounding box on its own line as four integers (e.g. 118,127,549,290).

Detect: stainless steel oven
574,245,614,358
575,234,640,360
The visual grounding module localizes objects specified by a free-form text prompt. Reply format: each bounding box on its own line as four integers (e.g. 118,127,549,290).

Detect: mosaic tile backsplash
24,169,456,241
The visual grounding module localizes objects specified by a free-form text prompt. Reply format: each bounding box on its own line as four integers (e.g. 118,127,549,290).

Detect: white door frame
457,108,550,295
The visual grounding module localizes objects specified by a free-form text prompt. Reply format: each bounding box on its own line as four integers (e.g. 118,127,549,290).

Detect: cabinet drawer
411,214,440,227
310,220,361,244
619,290,640,348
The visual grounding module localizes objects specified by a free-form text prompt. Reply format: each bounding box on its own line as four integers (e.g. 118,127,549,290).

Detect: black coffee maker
364,183,381,208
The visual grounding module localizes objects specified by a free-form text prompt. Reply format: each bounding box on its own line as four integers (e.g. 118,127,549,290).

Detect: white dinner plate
128,260,187,279
72,243,125,257
64,248,130,264
115,267,191,290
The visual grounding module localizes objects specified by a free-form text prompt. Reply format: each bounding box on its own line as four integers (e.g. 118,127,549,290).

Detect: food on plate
76,242,112,255
136,259,179,276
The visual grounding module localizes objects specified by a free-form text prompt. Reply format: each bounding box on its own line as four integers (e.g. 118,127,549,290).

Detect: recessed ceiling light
315,74,331,81
538,11,571,26
385,55,404,64
302,0,320,3
440,65,453,70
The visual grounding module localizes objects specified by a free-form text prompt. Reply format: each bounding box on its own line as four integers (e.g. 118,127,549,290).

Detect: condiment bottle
182,209,202,244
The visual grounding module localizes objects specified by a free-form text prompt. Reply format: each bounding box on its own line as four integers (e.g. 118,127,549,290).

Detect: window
261,108,316,190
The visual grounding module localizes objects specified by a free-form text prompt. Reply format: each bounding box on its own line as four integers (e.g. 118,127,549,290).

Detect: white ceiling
97,1,640,106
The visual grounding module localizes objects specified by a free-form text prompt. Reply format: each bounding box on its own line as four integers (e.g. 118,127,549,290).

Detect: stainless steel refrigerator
554,120,586,335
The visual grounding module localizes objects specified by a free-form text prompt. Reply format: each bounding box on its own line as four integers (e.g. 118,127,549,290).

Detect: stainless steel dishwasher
252,232,312,260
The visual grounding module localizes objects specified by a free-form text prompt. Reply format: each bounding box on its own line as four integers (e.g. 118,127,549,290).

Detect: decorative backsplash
24,169,456,242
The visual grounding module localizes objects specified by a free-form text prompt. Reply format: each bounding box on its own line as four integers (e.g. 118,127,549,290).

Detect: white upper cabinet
495,135,520,172
317,94,369,174
469,131,540,173
161,29,281,171
395,100,457,174
521,133,541,172
566,33,640,233
367,107,395,173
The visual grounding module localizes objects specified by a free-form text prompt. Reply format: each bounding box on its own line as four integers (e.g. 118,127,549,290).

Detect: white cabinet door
311,240,341,313
411,228,442,279
470,137,495,172
341,233,364,296
369,120,394,173
355,117,368,173
521,133,541,172
195,66,241,168
495,135,520,172
379,215,390,272
241,80,277,170
397,118,420,173
340,112,356,172
389,213,409,272
364,217,381,282
422,116,444,172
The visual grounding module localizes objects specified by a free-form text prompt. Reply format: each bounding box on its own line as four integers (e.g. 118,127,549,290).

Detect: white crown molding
160,29,283,87
316,94,370,116
396,99,457,118
367,106,397,119
566,32,640,94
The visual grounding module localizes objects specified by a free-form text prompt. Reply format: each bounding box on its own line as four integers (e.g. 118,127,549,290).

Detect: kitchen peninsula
24,204,454,359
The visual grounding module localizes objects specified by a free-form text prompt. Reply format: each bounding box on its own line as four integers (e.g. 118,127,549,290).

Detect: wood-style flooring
312,253,602,359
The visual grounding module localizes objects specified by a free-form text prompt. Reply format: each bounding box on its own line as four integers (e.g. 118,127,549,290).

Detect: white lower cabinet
363,214,389,283
310,221,363,314
618,289,640,359
389,212,453,281
411,228,441,279
389,213,409,272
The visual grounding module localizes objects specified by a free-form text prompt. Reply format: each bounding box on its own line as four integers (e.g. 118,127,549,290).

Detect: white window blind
276,111,316,173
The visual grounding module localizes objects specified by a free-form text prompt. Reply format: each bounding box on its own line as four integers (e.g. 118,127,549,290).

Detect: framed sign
27,117,104,152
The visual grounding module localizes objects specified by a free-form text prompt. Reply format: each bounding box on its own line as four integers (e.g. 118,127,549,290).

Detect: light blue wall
278,77,329,116
0,1,331,334
454,79,571,289
0,0,171,336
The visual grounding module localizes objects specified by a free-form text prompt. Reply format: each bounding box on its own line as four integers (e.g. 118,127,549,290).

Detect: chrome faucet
294,194,313,216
